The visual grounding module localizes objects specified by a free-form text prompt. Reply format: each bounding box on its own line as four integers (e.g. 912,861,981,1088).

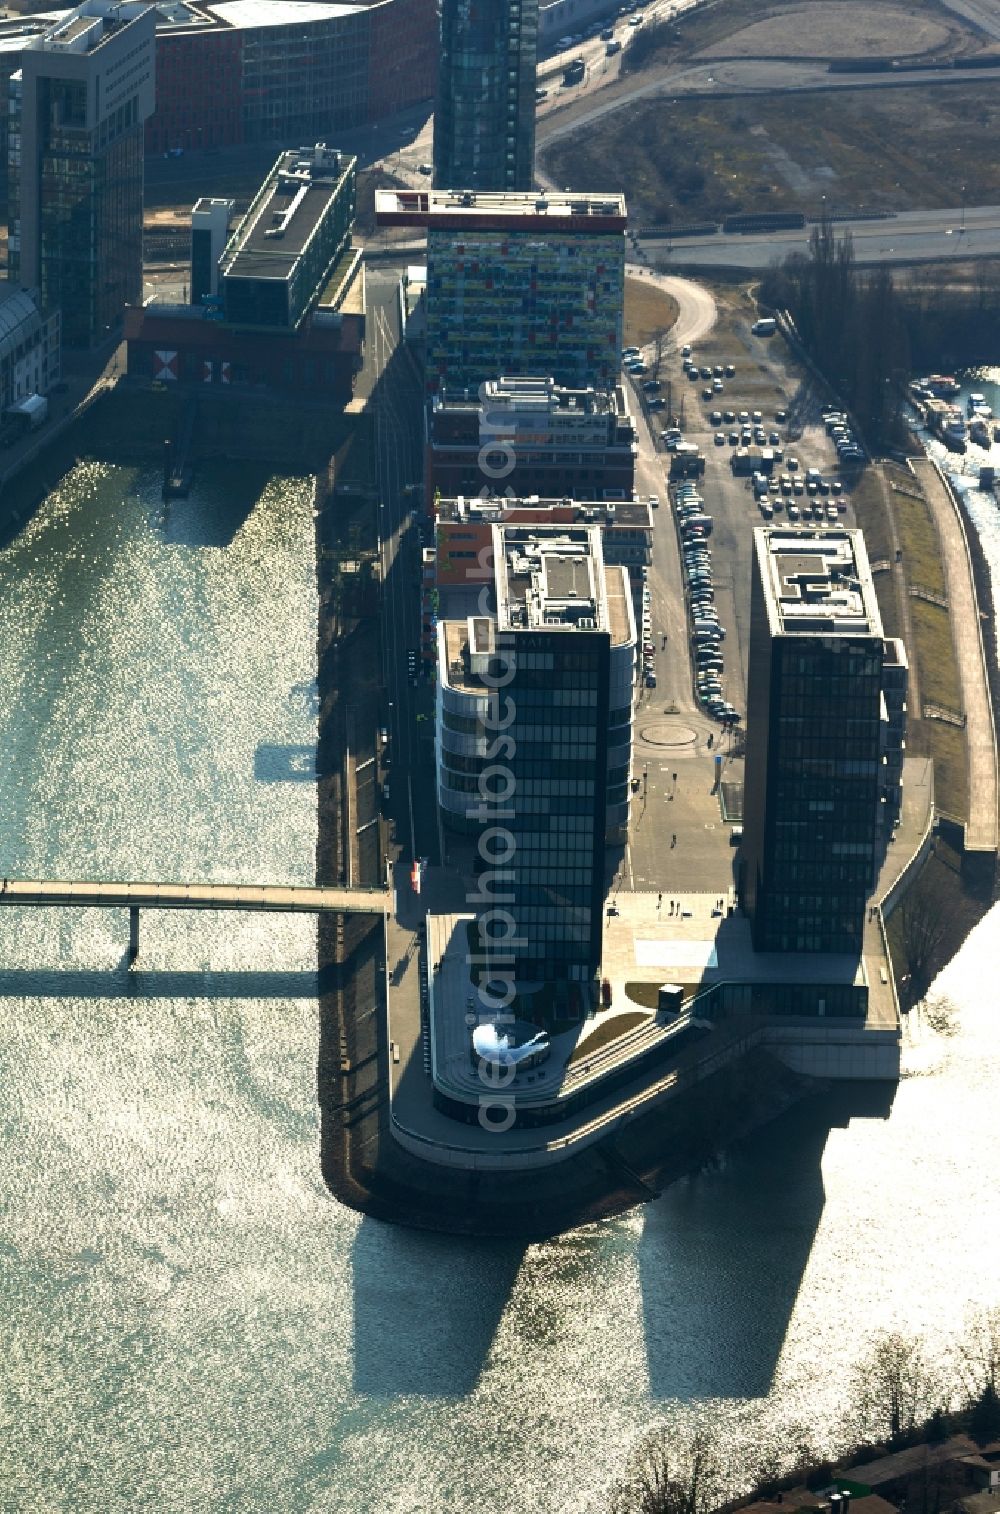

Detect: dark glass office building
8,1,155,349
434,0,538,191
435,525,636,996
742,528,886,956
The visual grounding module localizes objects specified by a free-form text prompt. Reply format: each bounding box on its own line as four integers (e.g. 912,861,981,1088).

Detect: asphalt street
637,204,1000,271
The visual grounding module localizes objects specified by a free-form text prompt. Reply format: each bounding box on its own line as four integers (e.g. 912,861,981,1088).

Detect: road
634,204,1000,270
366,270,428,869
938,0,1000,40
653,271,717,349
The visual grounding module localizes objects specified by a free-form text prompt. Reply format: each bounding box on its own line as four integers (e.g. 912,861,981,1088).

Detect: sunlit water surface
0,460,998,1514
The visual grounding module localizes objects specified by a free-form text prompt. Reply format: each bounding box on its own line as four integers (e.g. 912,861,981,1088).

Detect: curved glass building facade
435,523,636,988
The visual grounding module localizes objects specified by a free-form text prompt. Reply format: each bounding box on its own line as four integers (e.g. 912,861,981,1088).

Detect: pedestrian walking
1,878,6,893
658,892,663,909
671,833,676,848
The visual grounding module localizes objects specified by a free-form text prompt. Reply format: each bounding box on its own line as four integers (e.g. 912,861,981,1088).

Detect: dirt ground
698,2,955,59
635,0,981,64
545,83,1000,225
624,278,680,346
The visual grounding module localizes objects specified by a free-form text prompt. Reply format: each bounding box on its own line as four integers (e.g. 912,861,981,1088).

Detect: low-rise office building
125,145,364,399
433,492,651,588
425,375,637,501
0,282,60,412
0,0,436,175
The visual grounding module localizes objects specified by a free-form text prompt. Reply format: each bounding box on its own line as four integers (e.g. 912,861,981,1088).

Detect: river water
0,459,999,1514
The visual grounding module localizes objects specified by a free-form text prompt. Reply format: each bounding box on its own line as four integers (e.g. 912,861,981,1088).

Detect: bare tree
897,874,947,1002
955,1305,1000,1406
846,1330,942,1449
611,1424,727,1514
652,327,671,381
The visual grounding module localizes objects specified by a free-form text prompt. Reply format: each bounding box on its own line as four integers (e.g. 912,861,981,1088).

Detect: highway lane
636,204,1000,270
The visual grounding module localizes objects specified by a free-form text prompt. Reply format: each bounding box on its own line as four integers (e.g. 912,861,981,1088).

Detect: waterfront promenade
910,457,999,853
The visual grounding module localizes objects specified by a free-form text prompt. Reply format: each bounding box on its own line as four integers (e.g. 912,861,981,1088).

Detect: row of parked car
823,408,865,464
639,581,655,687
674,485,739,726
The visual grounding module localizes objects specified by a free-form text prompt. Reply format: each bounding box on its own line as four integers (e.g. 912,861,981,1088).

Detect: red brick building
144,0,437,157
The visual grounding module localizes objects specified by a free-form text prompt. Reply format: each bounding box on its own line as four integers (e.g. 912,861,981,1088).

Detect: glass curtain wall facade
495,629,609,987
240,15,369,141
9,3,154,351
742,554,884,955
10,78,143,348
434,0,538,190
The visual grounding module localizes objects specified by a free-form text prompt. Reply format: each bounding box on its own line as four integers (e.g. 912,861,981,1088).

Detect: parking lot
620,287,866,897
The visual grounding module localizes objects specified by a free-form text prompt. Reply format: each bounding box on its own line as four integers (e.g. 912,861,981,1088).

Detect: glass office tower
434,0,539,191
742,528,886,955
8,1,155,349
435,524,636,997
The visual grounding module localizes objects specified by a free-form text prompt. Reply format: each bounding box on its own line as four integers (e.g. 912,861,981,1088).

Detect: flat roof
494,524,606,634
755,526,884,638
207,0,359,24
375,187,627,231
220,146,353,284
437,495,652,530
33,0,150,49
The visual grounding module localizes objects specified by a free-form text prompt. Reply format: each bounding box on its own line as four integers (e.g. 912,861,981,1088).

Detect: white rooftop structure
755,527,884,638
494,524,611,635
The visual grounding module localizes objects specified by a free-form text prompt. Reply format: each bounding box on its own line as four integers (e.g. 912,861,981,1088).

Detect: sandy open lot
698,2,956,59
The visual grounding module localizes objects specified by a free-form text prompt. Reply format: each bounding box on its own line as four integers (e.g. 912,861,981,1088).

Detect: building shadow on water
351,1215,526,1397
638,1081,895,1401
158,461,274,548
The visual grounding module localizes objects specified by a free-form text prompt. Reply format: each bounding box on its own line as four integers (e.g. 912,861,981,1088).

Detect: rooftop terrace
496,525,608,634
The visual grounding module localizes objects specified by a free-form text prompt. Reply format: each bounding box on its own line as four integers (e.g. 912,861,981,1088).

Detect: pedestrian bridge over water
0,877,392,961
